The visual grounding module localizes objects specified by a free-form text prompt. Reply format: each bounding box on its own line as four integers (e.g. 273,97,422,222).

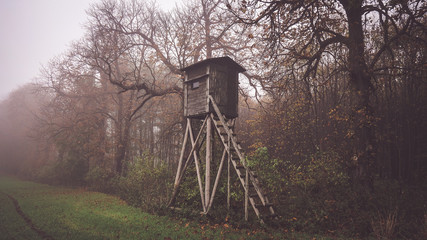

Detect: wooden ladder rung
235,165,245,169
251,191,267,198
240,173,257,178
249,193,258,198
220,132,236,136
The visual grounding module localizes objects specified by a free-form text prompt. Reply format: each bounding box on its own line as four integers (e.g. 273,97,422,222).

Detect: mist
0,0,426,238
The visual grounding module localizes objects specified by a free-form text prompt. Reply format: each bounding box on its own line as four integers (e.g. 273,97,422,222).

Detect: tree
228,0,427,186
82,0,258,174
34,0,256,177
0,84,53,176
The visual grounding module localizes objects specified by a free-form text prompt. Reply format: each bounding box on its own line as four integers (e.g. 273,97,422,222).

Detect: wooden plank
265,196,277,217
184,75,188,117
205,116,212,208
227,132,231,211
168,122,190,207
186,78,208,117
236,165,245,169
255,203,273,208
206,66,210,114
245,167,249,221
173,122,189,186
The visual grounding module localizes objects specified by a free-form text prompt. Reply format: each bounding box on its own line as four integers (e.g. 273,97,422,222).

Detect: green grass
0,176,343,239
0,191,43,240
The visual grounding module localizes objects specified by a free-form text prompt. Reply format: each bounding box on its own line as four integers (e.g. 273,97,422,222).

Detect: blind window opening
192,81,200,89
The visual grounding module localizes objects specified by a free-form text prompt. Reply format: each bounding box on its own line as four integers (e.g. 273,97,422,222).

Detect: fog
0,0,180,101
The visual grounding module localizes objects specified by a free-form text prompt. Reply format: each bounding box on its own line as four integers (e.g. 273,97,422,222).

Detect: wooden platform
168,95,277,223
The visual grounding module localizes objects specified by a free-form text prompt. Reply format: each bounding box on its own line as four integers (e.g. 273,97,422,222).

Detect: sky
0,0,180,101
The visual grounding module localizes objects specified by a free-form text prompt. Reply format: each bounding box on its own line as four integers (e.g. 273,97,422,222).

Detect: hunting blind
169,57,277,223
182,56,244,119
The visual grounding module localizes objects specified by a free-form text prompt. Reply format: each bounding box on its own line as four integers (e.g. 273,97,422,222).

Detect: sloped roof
181,56,246,73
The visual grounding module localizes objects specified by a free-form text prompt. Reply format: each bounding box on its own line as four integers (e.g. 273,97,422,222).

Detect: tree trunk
344,0,375,189
202,1,212,58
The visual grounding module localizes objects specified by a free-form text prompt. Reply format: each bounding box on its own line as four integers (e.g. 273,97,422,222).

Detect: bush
247,147,427,238
35,153,88,186
116,156,173,213
248,148,354,233
85,166,118,193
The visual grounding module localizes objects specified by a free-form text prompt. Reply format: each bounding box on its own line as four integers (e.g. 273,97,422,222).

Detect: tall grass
371,209,398,240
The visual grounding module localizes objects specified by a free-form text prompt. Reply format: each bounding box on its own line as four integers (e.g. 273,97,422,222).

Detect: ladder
208,96,277,223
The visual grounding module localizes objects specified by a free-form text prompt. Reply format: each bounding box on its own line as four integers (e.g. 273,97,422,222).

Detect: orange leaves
328,107,349,122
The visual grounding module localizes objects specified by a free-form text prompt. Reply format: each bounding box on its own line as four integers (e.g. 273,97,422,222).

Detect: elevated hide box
181,56,246,119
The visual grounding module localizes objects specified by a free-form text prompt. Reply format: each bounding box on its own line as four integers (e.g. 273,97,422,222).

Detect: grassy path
0,176,345,239
1,176,287,240
4,192,54,239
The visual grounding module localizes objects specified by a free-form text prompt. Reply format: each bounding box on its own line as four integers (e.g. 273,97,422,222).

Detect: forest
0,0,426,239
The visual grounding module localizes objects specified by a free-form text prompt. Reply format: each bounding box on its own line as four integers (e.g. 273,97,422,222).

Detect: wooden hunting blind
182,56,246,119
169,57,277,223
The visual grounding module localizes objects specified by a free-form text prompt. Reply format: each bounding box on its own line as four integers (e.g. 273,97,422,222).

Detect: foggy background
0,0,179,100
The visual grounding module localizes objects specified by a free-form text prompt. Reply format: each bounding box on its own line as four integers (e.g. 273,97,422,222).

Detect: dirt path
6,193,55,240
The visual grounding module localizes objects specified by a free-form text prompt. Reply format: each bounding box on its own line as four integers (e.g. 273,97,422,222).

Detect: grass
0,190,43,240
0,175,342,239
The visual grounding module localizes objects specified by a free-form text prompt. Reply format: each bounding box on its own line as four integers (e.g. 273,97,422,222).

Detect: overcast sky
0,0,179,101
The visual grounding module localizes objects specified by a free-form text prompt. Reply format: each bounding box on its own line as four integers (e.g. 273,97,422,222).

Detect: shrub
248,147,354,233
246,147,427,238
35,153,88,186
371,208,398,240
85,166,118,193
116,156,173,213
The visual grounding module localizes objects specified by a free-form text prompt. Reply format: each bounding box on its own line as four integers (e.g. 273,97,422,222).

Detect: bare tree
228,0,427,187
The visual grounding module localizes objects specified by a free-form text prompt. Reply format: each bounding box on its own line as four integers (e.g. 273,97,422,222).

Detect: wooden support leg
205,115,212,209
227,132,231,212
206,148,227,213
168,123,190,207
245,167,249,221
